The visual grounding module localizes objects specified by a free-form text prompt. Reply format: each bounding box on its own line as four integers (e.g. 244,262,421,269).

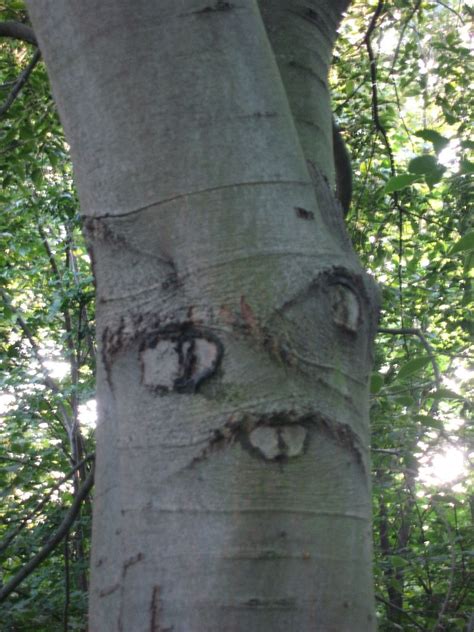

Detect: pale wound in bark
140,327,223,393
249,424,307,460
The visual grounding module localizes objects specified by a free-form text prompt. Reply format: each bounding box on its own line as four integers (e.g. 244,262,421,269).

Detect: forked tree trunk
27,1,379,630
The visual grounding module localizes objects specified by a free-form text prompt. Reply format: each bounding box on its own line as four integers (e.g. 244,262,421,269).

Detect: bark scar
140,325,224,394
294,206,314,220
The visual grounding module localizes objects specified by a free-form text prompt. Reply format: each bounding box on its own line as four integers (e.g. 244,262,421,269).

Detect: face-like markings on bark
329,283,360,333
249,424,307,460
139,326,223,394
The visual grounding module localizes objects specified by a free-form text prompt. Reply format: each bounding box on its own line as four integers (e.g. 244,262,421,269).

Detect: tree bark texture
26,1,379,630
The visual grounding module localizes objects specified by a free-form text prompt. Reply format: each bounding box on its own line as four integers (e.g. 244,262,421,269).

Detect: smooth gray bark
26,1,379,630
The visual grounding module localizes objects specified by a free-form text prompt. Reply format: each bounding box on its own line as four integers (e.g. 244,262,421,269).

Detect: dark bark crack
188,1,234,15
294,206,314,220
150,585,173,632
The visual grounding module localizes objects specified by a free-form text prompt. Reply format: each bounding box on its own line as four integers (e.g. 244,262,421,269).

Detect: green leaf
431,388,463,401
370,373,384,394
460,159,474,174
425,165,446,188
449,231,474,255
384,174,419,193
394,395,415,406
31,169,43,188
390,555,407,568
415,415,443,429
408,154,439,175
396,356,431,380
414,129,450,153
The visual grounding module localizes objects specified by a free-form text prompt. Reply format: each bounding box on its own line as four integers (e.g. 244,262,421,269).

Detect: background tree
0,1,472,631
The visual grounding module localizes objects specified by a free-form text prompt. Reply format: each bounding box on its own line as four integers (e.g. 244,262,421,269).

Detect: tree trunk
26,1,379,630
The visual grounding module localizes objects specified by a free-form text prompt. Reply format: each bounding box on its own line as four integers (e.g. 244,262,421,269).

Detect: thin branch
0,454,94,554
64,222,97,365
0,455,32,464
37,223,61,279
0,48,41,117
389,0,423,74
0,21,37,45
0,468,94,603
364,0,389,155
38,223,79,398
1,288,63,393
435,0,466,23
431,506,457,632
375,594,425,630
372,448,402,455
364,2,407,340
0,288,73,431
63,533,70,632
378,327,442,390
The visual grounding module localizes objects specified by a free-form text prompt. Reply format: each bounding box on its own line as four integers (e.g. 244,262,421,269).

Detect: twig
435,0,466,23
0,288,73,430
372,448,402,455
0,48,41,117
390,0,423,74
377,327,442,391
375,594,425,630
38,224,80,416
431,506,457,631
364,0,389,154
0,468,94,603
364,2,408,341
63,533,70,632
0,454,94,554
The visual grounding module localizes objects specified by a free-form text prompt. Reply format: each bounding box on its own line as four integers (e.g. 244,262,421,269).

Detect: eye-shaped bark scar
329,282,360,333
140,327,223,394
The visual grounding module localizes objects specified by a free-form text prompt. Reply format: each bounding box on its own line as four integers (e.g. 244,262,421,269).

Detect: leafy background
0,0,472,630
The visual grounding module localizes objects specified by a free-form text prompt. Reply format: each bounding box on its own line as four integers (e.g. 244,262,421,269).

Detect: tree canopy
0,1,472,630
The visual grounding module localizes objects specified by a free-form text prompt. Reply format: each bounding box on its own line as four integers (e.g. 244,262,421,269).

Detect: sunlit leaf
449,231,474,255
414,129,450,153
384,174,419,193
370,373,384,394
408,154,439,175
396,356,431,381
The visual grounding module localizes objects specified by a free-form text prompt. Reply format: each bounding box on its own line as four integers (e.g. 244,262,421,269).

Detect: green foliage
0,0,472,630
334,1,473,629
0,6,95,629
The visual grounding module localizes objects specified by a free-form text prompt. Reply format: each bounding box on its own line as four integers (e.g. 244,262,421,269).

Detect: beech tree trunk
26,1,379,630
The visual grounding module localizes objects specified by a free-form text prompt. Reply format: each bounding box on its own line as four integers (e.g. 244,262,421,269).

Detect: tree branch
0,468,94,603
0,48,41,117
0,21,37,45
